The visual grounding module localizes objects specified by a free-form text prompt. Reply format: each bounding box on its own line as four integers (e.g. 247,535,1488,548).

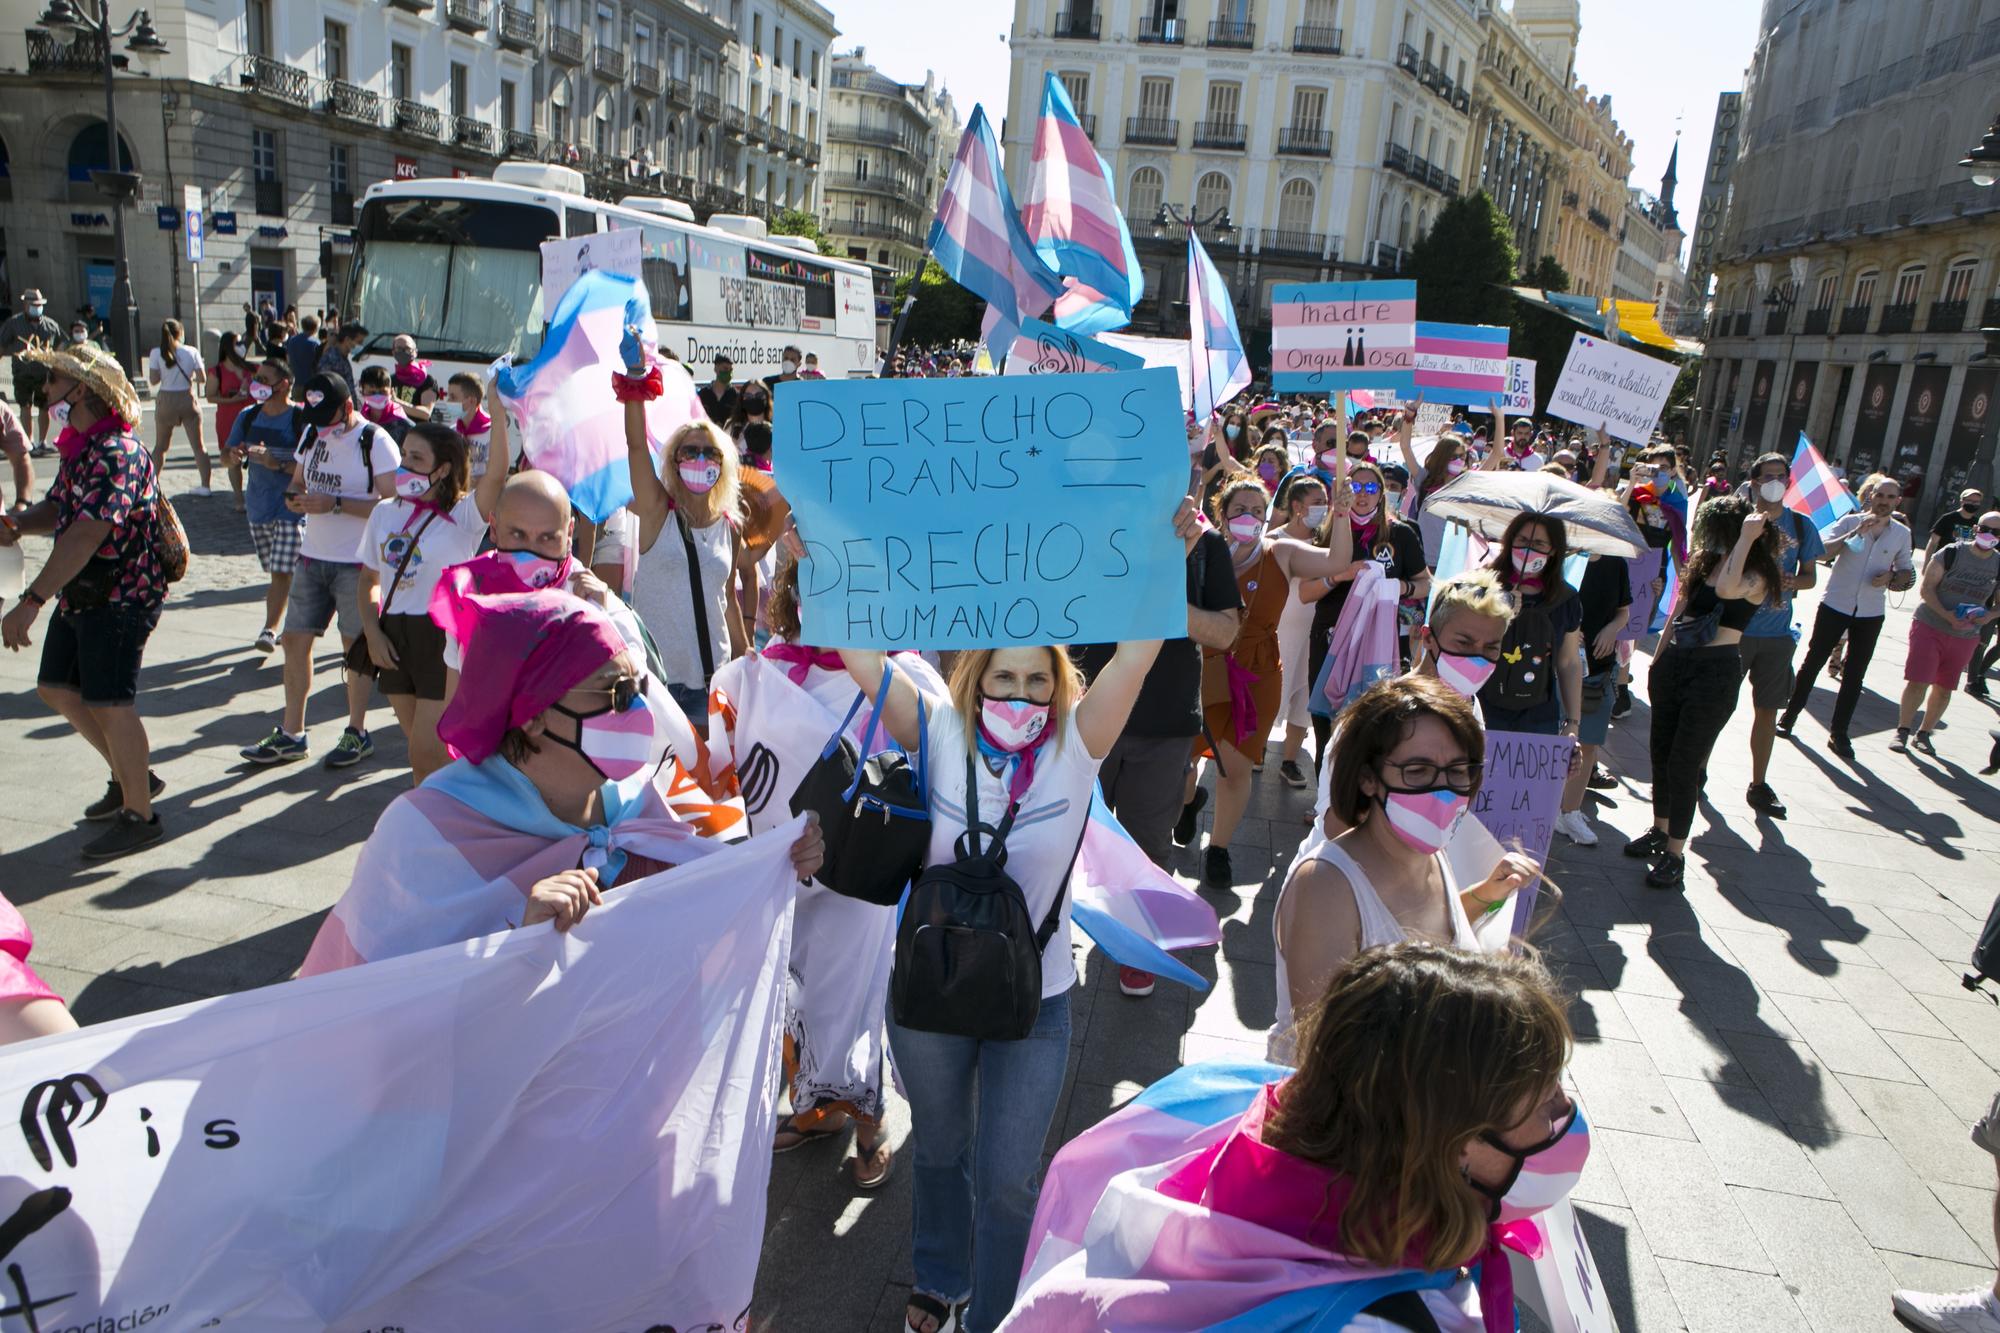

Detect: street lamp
1961,111,2000,189
36,2,168,380
1151,203,1234,242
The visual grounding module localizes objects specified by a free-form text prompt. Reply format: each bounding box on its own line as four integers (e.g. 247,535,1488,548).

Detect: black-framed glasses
1380,759,1483,793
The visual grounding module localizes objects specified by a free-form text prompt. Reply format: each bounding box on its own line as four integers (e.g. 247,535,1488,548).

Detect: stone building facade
820,49,958,277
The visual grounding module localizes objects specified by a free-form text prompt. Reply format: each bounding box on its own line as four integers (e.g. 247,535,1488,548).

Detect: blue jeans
887,989,1072,1333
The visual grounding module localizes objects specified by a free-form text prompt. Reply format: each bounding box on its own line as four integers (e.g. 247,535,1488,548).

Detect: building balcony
1452,87,1471,113
593,48,625,81
394,98,442,140
1838,304,1871,335
327,79,381,124
549,24,584,64
1732,311,1751,336
1208,18,1254,47
1586,206,1612,231
498,3,536,49
804,139,821,165
1879,302,1917,334
1125,116,1178,146
1292,24,1341,54
253,176,284,215
1445,173,1461,197
1192,120,1245,150
1802,307,1831,335
841,218,919,243
1260,228,1328,259
1383,142,1411,173
1277,126,1332,156
1985,296,2000,329
1764,309,1790,337
724,106,746,134
632,61,661,95
1072,112,1097,138
1136,16,1184,43
242,53,311,107
1395,43,1420,74
1053,9,1099,39
386,0,431,11
665,173,695,198
453,116,495,153
26,29,106,73
444,0,488,34
666,77,692,106
1928,299,1969,333
504,128,541,158
826,172,905,196
696,92,721,120
747,115,771,144
1374,241,1405,272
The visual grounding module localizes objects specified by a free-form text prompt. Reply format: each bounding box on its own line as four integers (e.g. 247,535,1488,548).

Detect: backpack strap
1033,808,1087,953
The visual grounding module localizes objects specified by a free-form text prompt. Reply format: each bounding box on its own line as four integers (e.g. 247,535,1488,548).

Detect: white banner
0,823,802,1333
1548,332,1677,445
1502,357,1537,415
540,227,645,312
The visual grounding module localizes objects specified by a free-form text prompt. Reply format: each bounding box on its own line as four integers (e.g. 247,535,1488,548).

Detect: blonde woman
834,496,1199,1333
147,318,212,495
623,413,751,715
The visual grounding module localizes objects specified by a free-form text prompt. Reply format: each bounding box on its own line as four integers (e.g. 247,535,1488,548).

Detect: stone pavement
3,425,2000,1331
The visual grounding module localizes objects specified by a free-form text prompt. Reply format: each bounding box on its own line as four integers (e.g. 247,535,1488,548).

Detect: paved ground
3,414,1999,1331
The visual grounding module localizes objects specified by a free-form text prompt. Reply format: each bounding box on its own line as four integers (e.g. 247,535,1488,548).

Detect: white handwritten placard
1502,357,1537,415
539,227,644,313
1548,333,1677,445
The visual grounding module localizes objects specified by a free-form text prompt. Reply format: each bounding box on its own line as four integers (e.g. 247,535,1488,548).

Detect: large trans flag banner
1021,72,1142,335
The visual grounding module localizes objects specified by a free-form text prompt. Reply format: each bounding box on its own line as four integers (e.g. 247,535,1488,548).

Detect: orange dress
1201,544,1287,755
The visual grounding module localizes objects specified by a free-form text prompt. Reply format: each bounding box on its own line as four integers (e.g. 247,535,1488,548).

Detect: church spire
1656,136,1682,231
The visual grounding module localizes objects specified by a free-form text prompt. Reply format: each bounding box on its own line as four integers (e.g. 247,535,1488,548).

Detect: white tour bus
344,161,880,384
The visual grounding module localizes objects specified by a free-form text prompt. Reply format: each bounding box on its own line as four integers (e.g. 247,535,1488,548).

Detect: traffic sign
187,209,204,263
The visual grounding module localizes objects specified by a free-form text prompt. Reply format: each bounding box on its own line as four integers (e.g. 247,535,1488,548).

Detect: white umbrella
1422,469,1648,558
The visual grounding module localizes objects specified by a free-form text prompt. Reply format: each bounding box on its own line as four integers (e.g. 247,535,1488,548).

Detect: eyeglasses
572,672,647,714
1349,480,1381,495
678,446,723,463
1379,759,1483,793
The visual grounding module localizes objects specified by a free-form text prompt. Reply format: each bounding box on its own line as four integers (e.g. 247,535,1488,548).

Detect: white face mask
782,359,799,375
1304,504,1329,528
1758,478,1787,503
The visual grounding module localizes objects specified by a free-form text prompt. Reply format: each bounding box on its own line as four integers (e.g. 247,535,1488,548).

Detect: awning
1505,287,1702,358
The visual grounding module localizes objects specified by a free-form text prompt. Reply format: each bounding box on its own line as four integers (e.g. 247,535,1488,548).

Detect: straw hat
16,337,140,424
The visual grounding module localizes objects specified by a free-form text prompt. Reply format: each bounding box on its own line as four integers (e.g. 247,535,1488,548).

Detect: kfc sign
394,155,420,181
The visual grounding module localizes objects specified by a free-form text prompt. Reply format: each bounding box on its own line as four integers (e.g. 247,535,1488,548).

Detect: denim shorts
38,600,161,705
283,557,362,639
1577,670,1617,747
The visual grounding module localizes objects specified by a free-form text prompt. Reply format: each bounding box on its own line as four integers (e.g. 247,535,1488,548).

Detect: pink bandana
761,641,845,684
392,359,432,388
431,583,625,765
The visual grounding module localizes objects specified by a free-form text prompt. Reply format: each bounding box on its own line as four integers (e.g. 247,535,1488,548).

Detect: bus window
350,195,559,362
566,207,599,237
640,224,693,322
748,249,836,321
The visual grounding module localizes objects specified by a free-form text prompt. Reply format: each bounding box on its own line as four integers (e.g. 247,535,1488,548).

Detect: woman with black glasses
1268,674,1523,1063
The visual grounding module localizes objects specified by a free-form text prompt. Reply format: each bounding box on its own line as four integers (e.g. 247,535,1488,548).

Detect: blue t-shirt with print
1744,506,1825,638
227,406,306,526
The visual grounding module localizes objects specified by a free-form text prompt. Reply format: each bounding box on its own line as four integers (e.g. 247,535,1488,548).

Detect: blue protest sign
775,367,1189,649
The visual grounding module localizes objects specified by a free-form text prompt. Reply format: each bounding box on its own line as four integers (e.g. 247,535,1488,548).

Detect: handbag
789,661,931,906
889,748,1074,1042
344,510,437,678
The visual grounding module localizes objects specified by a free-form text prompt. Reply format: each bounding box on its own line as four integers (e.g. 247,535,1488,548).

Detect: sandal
853,1129,895,1190
905,1292,957,1333
773,1110,849,1153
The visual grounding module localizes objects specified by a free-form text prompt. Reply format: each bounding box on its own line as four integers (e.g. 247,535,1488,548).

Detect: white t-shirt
150,344,204,392
297,418,400,563
630,511,736,688
924,705,1102,1000
360,495,489,617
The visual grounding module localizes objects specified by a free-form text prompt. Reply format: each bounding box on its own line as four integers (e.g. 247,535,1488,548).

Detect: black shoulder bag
344,509,438,678
676,509,718,686
790,661,931,906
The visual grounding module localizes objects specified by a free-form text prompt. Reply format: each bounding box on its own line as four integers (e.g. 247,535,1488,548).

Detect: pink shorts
1905,619,1979,688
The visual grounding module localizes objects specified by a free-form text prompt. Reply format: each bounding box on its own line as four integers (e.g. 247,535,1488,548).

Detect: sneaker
1746,782,1787,819
1556,809,1598,846
1173,786,1209,847
83,771,166,821
1913,730,1938,756
1889,1285,2000,1333
1828,658,1844,681
1117,967,1156,998
1622,828,1667,860
1609,685,1634,719
1203,845,1233,887
254,628,278,654
80,809,163,861
1587,763,1617,790
28,443,55,458
1645,852,1686,890
240,727,308,764
1773,713,1796,738
1828,734,1856,760
1889,728,1910,754
186,485,213,498
1278,759,1308,789
1983,728,2000,776
326,726,374,769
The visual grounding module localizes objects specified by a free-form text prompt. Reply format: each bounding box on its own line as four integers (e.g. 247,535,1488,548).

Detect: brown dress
1201,544,1288,755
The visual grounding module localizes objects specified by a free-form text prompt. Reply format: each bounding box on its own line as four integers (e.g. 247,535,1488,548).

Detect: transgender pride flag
931,104,1064,354
1785,431,1858,535
1020,73,1142,336
493,270,706,523
1188,232,1251,420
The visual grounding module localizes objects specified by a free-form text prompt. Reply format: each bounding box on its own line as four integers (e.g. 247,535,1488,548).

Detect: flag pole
880,242,935,377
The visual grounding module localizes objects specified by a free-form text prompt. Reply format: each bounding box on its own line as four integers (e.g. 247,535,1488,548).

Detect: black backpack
1965,893,2000,1001
1486,595,1562,712
890,748,1080,1042
790,672,931,907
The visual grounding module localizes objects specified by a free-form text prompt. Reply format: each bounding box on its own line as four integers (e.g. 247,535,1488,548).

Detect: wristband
611,364,664,402
22,588,47,608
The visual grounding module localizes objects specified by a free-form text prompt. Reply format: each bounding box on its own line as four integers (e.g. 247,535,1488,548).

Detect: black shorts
377,612,449,700
11,371,47,411
38,601,160,705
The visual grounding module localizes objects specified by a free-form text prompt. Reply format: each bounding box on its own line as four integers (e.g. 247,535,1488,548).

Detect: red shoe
1118,967,1155,997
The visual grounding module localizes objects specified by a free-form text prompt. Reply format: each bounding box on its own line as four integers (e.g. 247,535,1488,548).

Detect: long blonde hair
663,418,742,525
947,646,1083,749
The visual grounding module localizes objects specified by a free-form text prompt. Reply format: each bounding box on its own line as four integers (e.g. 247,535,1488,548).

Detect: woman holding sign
833,499,1199,1333
1478,514,1583,738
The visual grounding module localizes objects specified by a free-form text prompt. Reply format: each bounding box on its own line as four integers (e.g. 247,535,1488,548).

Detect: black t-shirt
1932,507,1982,548
1578,555,1634,675
1074,528,1242,739
1310,518,1427,644
698,382,739,423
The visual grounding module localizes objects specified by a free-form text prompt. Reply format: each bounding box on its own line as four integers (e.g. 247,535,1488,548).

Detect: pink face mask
1227,513,1264,544
678,459,721,493
247,382,275,403
1433,648,1499,698
498,548,573,591
979,697,1050,752
1512,548,1551,577
1377,784,1472,855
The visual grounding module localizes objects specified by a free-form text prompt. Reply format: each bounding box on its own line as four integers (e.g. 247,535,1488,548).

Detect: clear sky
824,0,1766,265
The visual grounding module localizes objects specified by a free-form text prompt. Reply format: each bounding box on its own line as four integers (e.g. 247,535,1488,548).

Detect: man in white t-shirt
240,372,399,769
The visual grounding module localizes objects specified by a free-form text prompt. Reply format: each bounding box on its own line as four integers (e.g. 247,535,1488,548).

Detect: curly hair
1685,493,1783,607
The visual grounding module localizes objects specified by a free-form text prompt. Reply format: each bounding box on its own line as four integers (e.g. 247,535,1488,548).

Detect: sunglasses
678,446,724,463
1349,480,1381,495
572,672,648,714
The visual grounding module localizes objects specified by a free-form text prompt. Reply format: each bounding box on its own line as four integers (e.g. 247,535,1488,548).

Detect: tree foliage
1405,191,1518,327
1522,254,1571,293
768,208,839,256
891,260,984,346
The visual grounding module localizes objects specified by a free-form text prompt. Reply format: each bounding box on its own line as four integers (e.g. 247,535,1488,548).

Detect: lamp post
1961,111,2000,189
35,0,168,380
1151,203,1233,336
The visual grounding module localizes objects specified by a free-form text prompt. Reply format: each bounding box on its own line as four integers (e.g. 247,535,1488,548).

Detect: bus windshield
349,195,560,362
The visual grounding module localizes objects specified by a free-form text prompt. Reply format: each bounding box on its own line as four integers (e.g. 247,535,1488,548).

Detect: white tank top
1267,837,1479,1064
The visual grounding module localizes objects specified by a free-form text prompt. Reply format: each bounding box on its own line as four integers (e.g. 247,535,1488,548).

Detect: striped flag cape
1072,793,1219,990
931,104,1064,354
1020,73,1143,335
1785,431,1858,535
1187,231,1250,421
493,269,707,524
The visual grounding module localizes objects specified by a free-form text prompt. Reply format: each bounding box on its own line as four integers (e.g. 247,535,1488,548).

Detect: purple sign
1470,729,1578,939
